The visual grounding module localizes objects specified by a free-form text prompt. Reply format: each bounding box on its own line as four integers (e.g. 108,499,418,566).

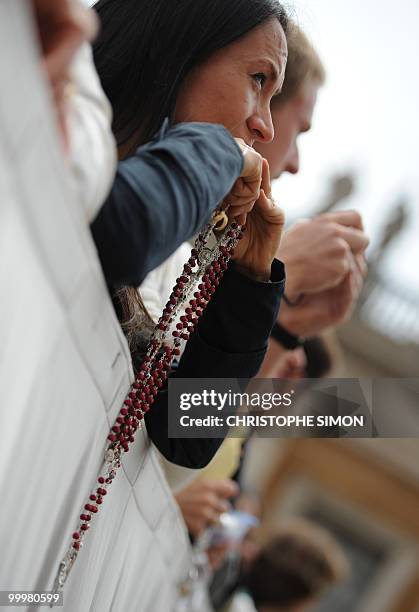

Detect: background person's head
93,0,288,155
256,23,326,178
244,519,349,611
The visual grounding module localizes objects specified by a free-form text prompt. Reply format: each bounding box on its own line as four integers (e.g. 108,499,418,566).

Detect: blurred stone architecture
317,173,356,215
338,195,418,377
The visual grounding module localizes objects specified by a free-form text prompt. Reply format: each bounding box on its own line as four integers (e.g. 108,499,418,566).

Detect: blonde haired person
169,24,367,544
258,23,368,375
256,21,326,178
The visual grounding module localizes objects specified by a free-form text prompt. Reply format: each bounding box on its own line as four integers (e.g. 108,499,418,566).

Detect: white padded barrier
0,3,190,610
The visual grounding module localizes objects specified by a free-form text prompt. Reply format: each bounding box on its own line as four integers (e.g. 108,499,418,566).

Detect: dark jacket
145,259,285,468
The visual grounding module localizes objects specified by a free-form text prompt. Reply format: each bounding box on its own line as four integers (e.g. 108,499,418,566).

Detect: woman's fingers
257,189,285,226
232,138,263,202
229,202,254,218
260,158,271,196
226,147,268,222
235,139,263,183
237,212,247,226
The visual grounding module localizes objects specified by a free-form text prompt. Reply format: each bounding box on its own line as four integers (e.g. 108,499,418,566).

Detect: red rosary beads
52,212,244,593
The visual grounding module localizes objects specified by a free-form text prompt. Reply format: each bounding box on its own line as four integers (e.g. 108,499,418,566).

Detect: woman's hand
225,139,264,220
233,159,285,281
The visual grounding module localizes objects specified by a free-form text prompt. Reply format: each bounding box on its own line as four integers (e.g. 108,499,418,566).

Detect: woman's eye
252,73,267,88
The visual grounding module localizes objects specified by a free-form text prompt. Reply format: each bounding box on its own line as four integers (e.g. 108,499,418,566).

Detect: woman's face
173,18,288,147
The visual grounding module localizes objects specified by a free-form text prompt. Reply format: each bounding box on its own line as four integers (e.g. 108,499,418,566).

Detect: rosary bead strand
52,213,244,595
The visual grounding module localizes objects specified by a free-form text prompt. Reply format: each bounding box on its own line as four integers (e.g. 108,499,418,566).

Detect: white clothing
140,242,192,321
0,3,189,611
227,592,257,612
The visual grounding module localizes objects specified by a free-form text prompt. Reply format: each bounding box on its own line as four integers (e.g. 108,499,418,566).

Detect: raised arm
90,122,244,287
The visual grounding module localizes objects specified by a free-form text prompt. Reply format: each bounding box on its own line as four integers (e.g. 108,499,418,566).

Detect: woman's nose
247,106,275,143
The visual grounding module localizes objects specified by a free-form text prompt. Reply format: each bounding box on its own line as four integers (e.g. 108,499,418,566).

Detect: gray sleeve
91,121,243,287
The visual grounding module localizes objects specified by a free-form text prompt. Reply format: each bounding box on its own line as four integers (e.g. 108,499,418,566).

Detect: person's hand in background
276,347,307,379
174,478,239,538
206,543,230,571
280,254,365,337
32,0,98,147
278,210,369,300
258,341,307,379
276,210,368,337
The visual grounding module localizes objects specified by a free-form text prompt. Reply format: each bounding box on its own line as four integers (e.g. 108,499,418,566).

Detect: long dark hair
93,0,288,150
92,0,288,357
